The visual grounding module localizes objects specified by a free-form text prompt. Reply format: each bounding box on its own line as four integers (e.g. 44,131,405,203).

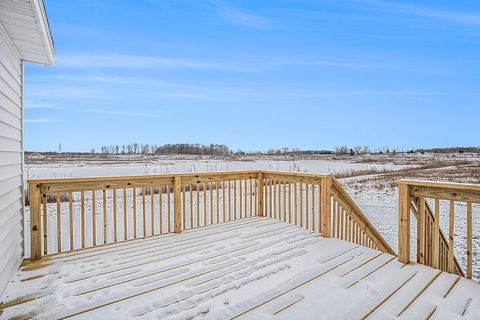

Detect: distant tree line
89,143,479,156
94,144,336,156
99,143,159,155
96,143,232,156
155,144,231,156
414,147,480,154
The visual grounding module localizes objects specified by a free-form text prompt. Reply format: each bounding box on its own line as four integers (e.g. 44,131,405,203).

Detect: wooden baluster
197,183,200,225
190,183,194,228
133,187,137,238
273,179,277,220
223,181,226,221
283,180,287,222
42,193,48,255
311,184,315,231
299,182,303,227
103,190,107,244
216,182,220,223
203,183,207,225
174,176,181,233
183,183,186,229
69,192,73,250
352,222,356,244
160,185,163,233
210,182,213,224
167,185,171,232
151,185,154,235
448,200,455,274
305,183,309,229
278,180,282,221
254,178,258,216
467,201,472,279
245,180,248,218
269,178,272,218
228,180,232,221
294,182,298,225
123,188,127,240
418,197,426,264
335,201,339,238
142,187,146,237
57,193,62,252
278,180,281,220
244,179,248,218
113,189,117,242
239,179,243,219
234,180,237,220
250,178,253,217
339,203,344,240
288,182,292,223
80,191,85,248
318,183,322,233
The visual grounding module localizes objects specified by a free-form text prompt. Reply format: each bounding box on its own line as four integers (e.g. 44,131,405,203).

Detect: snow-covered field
26,158,402,180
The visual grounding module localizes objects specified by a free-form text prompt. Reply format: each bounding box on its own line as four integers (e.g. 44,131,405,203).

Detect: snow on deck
1,217,478,319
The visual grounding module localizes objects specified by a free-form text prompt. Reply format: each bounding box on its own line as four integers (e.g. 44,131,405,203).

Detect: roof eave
30,0,55,65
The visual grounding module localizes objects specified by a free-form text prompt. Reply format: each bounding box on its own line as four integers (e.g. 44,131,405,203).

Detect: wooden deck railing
260,172,395,255
397,180,480,279
28,171,260,260
27,170,394,261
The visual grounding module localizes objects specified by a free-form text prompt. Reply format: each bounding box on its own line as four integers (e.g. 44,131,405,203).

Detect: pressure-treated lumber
398,184,410,264
174,176,181,233
29,183,42,261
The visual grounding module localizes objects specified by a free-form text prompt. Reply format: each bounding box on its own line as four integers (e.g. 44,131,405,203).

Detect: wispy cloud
25,118,60,123
360,0,480,26
212,1,270,28
69,108,156,118
56,54,243,71
271,59,385,69
54,53,387,73
24,102,57,109
25,101,158,118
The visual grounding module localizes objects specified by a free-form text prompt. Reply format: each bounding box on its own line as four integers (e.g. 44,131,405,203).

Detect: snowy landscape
24,152,480,279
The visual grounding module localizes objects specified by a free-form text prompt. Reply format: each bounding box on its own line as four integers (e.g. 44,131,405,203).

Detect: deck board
1,217,479,319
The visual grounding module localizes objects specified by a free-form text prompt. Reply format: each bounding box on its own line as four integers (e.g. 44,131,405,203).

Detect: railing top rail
28,170,333,187
27,170,263,185
396,179,480,192
260,170,331,178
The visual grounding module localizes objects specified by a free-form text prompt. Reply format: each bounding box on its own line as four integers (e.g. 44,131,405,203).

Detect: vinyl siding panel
0,151,22,167
0,27,23,296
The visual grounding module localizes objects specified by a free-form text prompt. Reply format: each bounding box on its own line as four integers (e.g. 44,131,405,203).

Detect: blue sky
25,0,480,152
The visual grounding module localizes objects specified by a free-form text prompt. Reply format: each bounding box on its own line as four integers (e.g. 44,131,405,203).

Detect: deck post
398,183,410,264
321,176,332,238
257,172,264,216
29,182,42,260
173,176,182,233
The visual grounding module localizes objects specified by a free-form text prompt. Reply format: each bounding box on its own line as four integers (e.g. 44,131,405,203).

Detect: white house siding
0,28,24,295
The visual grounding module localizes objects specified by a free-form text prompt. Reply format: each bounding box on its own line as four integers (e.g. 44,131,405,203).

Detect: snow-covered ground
25,158,402,180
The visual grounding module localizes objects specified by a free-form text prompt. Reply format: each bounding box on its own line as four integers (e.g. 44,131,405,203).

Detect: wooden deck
1,217,478,319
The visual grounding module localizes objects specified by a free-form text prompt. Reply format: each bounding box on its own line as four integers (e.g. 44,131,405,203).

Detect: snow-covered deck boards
1,217,478,319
